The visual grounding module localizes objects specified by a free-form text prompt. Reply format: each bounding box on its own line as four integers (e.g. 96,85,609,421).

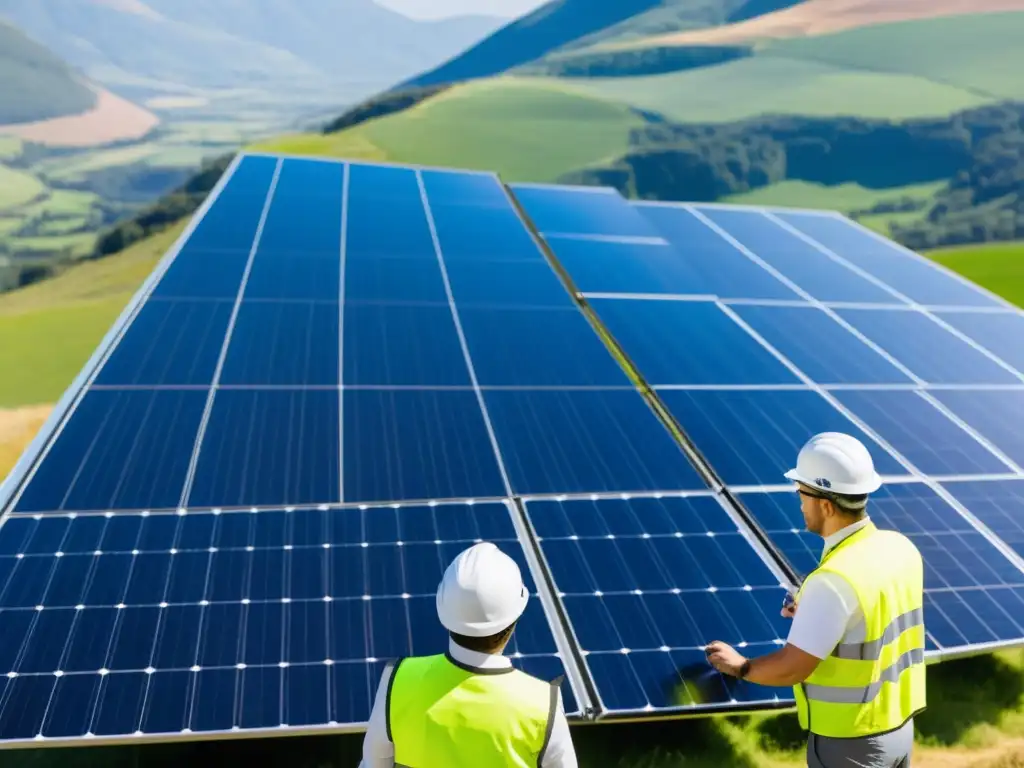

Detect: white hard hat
436,542,529,637
784,432,882,496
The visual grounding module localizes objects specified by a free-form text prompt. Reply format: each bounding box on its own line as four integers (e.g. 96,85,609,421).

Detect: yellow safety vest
794,521,927,738
386,652,561,768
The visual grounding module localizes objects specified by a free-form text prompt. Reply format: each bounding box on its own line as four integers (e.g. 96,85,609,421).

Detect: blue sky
377,0,547,19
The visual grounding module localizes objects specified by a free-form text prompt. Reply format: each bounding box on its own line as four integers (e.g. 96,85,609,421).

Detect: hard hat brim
784,468,882,495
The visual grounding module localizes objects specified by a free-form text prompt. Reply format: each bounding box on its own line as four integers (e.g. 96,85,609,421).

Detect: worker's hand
704,641,748,678
781,592,797,619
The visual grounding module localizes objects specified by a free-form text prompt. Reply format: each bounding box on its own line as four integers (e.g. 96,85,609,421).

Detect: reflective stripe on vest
387,652,560,768
793,522,927,738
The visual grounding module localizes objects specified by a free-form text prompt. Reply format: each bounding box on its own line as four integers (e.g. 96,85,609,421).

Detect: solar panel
0,502,570,740
511,190,1024,668
4,158,1024,746
527,494,793,716
0,156,593,744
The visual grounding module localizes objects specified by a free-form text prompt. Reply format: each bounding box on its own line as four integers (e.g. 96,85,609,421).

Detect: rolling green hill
0,20,96,125
566,57,989,123
762,12,1024,101
257,77,644,182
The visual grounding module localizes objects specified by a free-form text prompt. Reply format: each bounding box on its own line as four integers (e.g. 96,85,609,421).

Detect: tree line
561,101,1024,249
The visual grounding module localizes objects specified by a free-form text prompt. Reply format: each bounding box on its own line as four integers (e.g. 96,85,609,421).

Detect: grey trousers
806,719,914,768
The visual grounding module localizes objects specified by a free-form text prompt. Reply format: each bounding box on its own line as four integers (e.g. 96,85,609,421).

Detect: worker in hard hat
705,432,926,768
358,541,578,768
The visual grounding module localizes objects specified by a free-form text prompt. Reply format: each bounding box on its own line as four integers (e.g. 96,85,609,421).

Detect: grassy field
568,57,990,124
33,141,217,184
722,180,947,237
253,130,388,162
764,12,1024,101
0,164,46,209
255,77,645,183
0,220,185,408
5,232,98,259
724,180,946,212
931,241,1024,308
0,136,22,162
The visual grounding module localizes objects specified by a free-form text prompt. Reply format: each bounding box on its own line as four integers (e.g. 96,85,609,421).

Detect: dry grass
0,404,51,482
608,0,1024,48
0,87,159,148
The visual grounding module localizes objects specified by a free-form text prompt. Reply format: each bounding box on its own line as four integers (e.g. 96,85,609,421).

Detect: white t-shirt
786,517,871,660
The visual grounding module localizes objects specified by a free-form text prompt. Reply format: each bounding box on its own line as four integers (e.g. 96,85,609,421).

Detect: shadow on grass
0,733,365,768
750,711,806,753
735,651,1024,755
915,651,1024,746
3,723,760,768
573,716,762,768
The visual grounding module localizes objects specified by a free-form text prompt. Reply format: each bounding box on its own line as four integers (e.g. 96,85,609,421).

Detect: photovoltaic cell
932,390,1024,469
150,249,249,300
419,168,510,206
345,189,433,261
932,311,1024,372
0,503,574,739
15,390,207,514
342,303,469,387
429,200,543,261
543,237,709,296
510,186,660,239
189,389,340,509
774,212,1001,308
832,390,1013,476
445,259,573,309
634,204,798,300
528,497,791,713
484,389,704,495
257,188,343,258
834,308,1020,384
94,300,232,387
458,306,630,387
245,254,341,301
342,389,507,504
739,483,1024,652
697,208,899,304
220,302,340,386
344,257,447,304
942,479,1024,559
657,389,908,487
728,304,914,385
590,299,799,386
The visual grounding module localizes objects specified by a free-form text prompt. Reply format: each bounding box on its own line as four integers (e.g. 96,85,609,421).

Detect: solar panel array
1,153,1022,746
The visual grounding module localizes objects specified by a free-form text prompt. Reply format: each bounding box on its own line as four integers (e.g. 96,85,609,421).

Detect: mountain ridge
0,20,98,125
402,0,805,88
0,0,506,101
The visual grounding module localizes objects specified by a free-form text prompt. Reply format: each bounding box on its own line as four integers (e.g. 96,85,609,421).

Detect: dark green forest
563,101,1024,250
